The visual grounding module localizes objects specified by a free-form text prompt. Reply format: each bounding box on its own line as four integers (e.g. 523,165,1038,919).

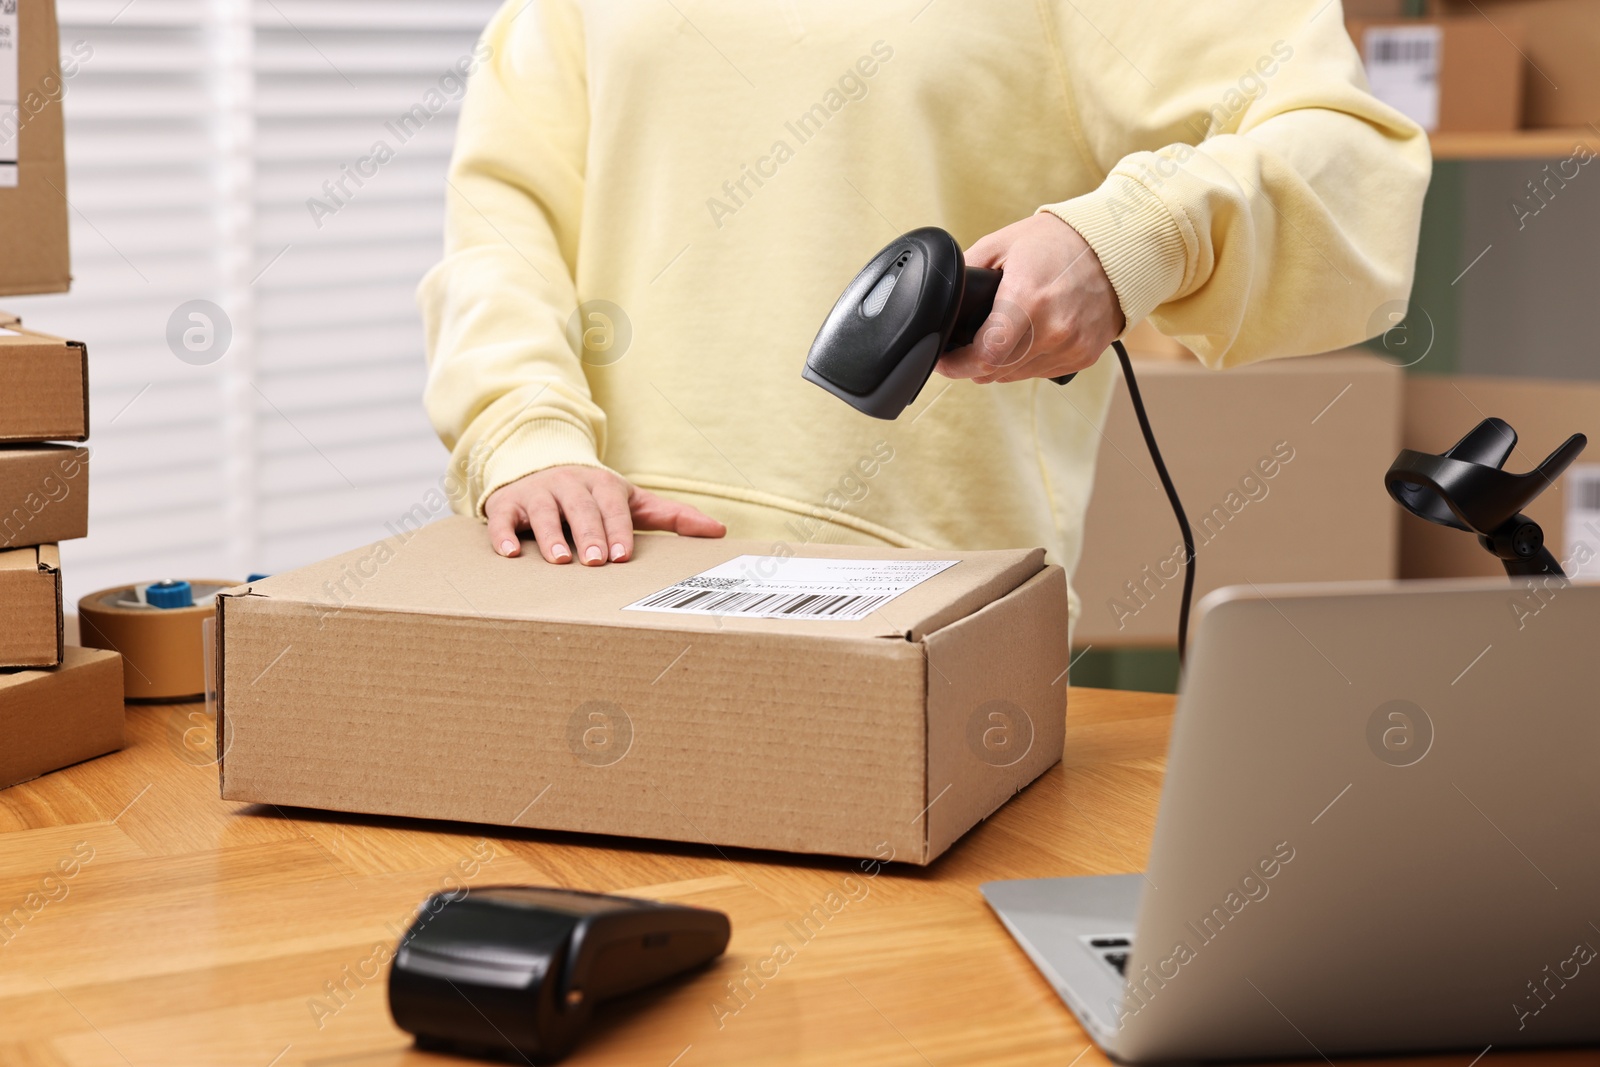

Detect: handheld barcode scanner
803,224,1195,662
1387,417,1587,579
803,226,1075,421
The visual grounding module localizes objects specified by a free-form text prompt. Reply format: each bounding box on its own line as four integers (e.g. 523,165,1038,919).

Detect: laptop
983,578,1600,1062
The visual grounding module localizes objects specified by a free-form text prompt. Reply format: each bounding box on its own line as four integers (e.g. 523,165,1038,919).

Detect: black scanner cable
1110,338,1194,666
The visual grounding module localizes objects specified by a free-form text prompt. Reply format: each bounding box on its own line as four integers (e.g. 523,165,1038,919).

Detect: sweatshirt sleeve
419,0,605,518
1039,1,1432,368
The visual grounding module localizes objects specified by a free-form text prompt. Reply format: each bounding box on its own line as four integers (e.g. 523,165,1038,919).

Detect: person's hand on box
487,466,726,565
937,212,1125,384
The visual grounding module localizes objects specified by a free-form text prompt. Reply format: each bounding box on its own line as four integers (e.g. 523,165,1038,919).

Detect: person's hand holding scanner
487,467,725,565
937,213,1125,384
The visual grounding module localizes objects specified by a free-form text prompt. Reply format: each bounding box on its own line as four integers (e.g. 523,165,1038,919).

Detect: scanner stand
1385,417,1587,581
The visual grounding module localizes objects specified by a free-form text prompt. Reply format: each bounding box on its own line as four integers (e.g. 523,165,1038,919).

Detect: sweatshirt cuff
1039,172,1190,328
474,417,607,518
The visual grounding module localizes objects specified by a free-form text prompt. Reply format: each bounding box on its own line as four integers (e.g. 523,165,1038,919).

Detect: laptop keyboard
1087,935,1133,975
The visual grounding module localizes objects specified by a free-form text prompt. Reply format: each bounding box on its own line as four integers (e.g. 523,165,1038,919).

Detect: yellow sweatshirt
420,0,1429,620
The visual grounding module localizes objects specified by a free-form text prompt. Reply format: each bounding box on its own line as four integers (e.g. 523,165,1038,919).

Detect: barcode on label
1370,36,1436,68
636,585,895,619
1362,24,1442,131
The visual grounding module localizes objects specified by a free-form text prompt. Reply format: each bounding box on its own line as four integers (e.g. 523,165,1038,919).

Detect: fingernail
552,544,571,561
499,539,517,556
584,546,604,564
610,543,626,562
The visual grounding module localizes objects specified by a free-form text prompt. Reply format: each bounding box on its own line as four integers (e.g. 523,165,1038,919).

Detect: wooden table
0,690,1585,1066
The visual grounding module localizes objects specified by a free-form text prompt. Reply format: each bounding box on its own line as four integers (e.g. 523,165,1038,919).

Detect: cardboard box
0,645,124,790
1348,17,1524,132
1431,0,1600,128
0,0,71,295
1401,375,1600,580
1074,351,1404,647
0,542,62,668
218,517,1071,864
0,318,88,442
0,444,88,548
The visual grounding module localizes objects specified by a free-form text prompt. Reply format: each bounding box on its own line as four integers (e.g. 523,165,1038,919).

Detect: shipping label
1362,24,1442,132
624,555,959,622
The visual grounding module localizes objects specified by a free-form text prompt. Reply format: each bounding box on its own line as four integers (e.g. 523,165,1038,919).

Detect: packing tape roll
77,580,240,702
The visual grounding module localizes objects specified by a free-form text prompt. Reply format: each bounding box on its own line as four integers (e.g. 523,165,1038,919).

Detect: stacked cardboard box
0,1,124,790
0,318,89,666
0,316,123,789
2,0,71,292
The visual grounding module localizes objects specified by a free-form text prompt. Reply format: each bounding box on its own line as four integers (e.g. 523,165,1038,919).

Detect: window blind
8,0,499,604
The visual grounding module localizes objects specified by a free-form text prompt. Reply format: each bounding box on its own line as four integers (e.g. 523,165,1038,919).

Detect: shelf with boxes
1350,0,1600,157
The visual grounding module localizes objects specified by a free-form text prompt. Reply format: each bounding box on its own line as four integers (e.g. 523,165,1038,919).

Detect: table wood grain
0,689,1585,1066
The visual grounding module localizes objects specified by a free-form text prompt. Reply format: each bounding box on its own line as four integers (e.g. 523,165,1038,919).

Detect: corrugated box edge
0,328,91,442
0,543,64,668
0,647,125,790
924,564,1071,863
0,444,91,549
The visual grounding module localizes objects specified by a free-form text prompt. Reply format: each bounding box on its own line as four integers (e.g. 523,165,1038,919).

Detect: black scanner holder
388,886,730,1063
1386,417,1587,579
